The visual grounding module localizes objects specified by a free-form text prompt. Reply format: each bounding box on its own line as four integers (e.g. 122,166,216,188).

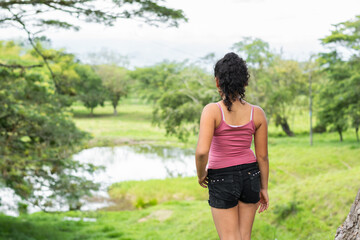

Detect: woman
195,52,269,240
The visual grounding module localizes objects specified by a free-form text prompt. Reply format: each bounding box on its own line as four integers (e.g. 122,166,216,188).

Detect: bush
135,197,158,209
313,123,327,133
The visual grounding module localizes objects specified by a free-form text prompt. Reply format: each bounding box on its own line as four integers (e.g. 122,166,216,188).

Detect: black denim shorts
207,162,261,209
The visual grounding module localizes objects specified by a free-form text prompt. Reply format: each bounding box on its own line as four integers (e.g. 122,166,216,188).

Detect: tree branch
0,63,43,69
7,8,60,93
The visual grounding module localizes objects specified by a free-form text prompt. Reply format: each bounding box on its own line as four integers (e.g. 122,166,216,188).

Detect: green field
1,97,359,240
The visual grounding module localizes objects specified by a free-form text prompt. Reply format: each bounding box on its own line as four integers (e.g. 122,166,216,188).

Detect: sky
0,0,359,68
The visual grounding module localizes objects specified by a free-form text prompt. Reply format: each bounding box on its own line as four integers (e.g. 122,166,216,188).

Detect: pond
0,145,197,216
75,145,196,182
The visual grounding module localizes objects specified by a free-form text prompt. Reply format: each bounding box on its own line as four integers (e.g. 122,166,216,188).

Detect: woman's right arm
254,106,269,213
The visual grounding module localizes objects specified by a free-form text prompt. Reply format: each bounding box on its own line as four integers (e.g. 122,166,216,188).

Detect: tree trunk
356,127,359,142
275,115,294,136
113,102,118,115
338,129,343,142
112,97,119,116
335,188,360,240
280,119,294,136
90,107,94,116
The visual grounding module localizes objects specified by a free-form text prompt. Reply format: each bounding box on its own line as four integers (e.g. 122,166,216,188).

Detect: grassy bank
107,134,360,239
1,97,359,240
70,96,357,148
69,97,192,148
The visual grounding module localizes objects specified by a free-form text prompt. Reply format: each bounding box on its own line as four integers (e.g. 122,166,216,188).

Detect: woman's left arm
195,103,216,188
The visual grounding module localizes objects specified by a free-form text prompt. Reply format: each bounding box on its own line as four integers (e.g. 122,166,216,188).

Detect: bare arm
195,103,216,188
254,106,269,189
254,106,269,213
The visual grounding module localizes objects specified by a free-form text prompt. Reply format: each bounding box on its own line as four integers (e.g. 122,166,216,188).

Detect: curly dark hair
214,52,250,111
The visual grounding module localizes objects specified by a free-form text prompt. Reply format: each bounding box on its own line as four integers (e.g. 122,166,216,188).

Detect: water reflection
0,144,197,216
130,144,194,159
71,145,197,211
73,144,196,183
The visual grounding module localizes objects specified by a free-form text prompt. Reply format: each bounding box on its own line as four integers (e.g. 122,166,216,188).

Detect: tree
154,65,217,141
130,61,184,103
0,0,188,212
95,64,130,115
266,57,307,136
0,42,101,211
132,61,218,141
74,64,107,116
335,188,360,239
348,90,360,142
232,37,274,69
0,0,187,92
317,51,351,141
232,37,307,136
29,42,84,108
317,16,360,142
321,15,360,54
232,37,274,107
320,15,360,238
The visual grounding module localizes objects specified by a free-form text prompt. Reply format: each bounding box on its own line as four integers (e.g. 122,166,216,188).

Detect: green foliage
94,64,130,115
233,37,309,136
129,41,313,139
131,61,218,141
135,197,158,209
0,0,187,109
25,38,83,98
267,58,307,136
232,37,273,106
130,61,184,102
17,202,29,215
232,36,274,69
74,65,107,115
0,41,101,211
1,97,359,240
0,0,187,31
318,15,360,141
313,123,327,133
317,75,349,141
321,15,360,51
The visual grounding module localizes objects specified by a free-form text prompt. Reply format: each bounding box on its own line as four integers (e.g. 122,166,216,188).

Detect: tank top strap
250,105,254,121
216,102,225,120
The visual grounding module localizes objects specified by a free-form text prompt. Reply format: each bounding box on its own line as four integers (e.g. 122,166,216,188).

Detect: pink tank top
207,102,257,169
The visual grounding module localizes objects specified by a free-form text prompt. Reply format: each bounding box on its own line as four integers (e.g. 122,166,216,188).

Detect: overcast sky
1,0,359,68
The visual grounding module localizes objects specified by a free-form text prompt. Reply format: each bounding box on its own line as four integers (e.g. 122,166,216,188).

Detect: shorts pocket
208,174,235,201
248,169,261,192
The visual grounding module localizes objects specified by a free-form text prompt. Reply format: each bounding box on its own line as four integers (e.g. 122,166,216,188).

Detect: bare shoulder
250,104,268,128
252,105,266,119
199,103,220,123
202,102,220,115
203,102,218,110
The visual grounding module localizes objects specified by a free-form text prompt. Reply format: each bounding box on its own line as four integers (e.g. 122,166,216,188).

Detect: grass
0,201,218,240
69,97,191,148
1,96,359,240
105,133,360,239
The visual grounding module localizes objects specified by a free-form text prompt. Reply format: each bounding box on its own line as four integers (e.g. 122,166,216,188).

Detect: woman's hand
198,169,209,188
258,189,269,213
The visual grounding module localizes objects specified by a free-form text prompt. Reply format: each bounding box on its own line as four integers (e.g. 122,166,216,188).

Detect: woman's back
208,100,257,169
195,52,269,240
